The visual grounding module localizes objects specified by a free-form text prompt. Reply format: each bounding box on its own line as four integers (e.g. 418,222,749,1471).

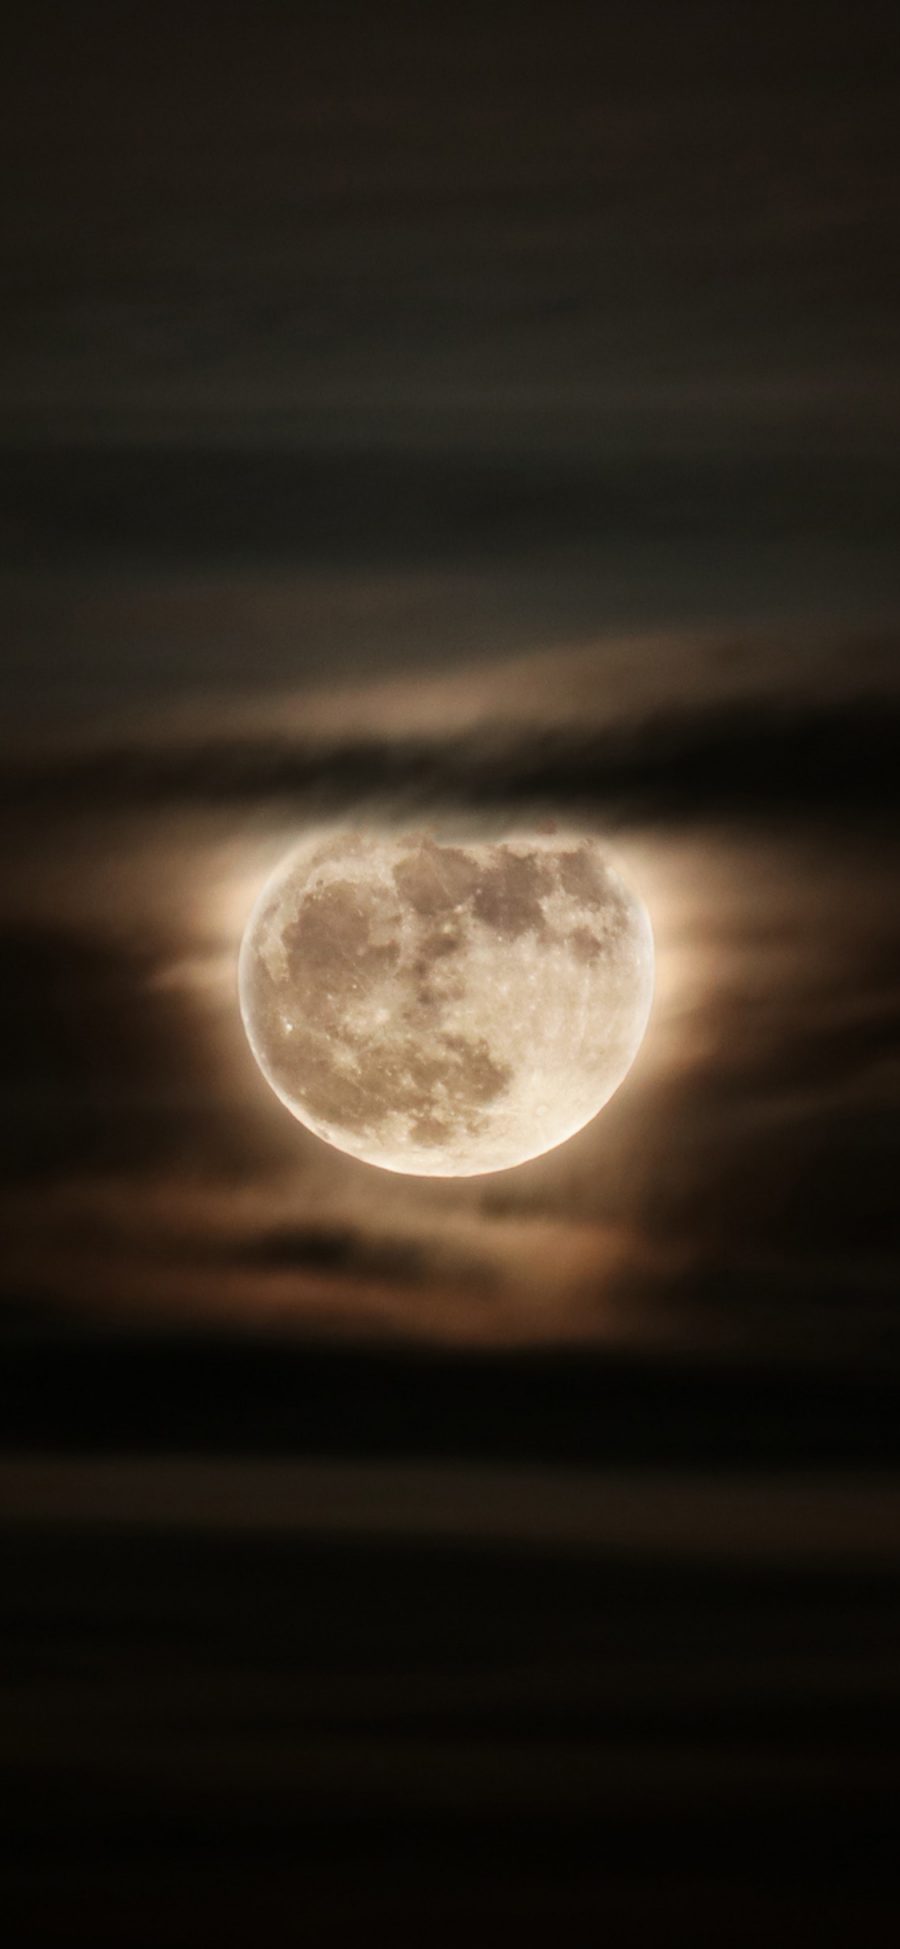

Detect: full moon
238,829,654,1176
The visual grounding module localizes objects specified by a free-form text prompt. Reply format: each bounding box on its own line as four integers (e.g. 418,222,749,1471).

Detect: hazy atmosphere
3,6,899,1945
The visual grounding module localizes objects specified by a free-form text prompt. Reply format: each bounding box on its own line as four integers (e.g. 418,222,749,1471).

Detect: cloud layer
1,621,897,1360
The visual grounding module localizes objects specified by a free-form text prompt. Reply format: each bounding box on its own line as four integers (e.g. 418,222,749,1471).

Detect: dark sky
3,10,900,1943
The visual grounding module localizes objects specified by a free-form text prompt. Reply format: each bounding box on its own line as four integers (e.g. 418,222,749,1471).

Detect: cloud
231,1223,442,1286
5,444,899,574
0,920,276,1185
3,4,897,449
0,617,897,1353
6,690,899,834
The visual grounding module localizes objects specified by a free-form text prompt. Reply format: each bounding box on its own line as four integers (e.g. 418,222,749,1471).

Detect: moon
238,829,654,1177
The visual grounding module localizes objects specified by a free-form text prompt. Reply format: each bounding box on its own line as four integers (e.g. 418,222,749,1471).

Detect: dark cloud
0,922,253,1183
2,3,897,437
230,1223,496,1295
233,1225,429,1281
5,689,898,831
4,444,898,574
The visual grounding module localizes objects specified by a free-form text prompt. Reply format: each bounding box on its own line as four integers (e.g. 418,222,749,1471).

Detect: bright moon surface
238,829,654,1177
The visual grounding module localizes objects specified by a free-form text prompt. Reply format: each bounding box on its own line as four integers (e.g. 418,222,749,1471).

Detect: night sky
2,7,900,1944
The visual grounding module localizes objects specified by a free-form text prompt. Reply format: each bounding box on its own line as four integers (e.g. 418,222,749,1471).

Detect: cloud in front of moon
238,829,654,1177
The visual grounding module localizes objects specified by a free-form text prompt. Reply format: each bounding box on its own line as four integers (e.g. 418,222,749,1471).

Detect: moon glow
239,830,654,1176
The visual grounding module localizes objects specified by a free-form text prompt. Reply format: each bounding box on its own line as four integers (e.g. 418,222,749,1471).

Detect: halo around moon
238,829,654,1177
